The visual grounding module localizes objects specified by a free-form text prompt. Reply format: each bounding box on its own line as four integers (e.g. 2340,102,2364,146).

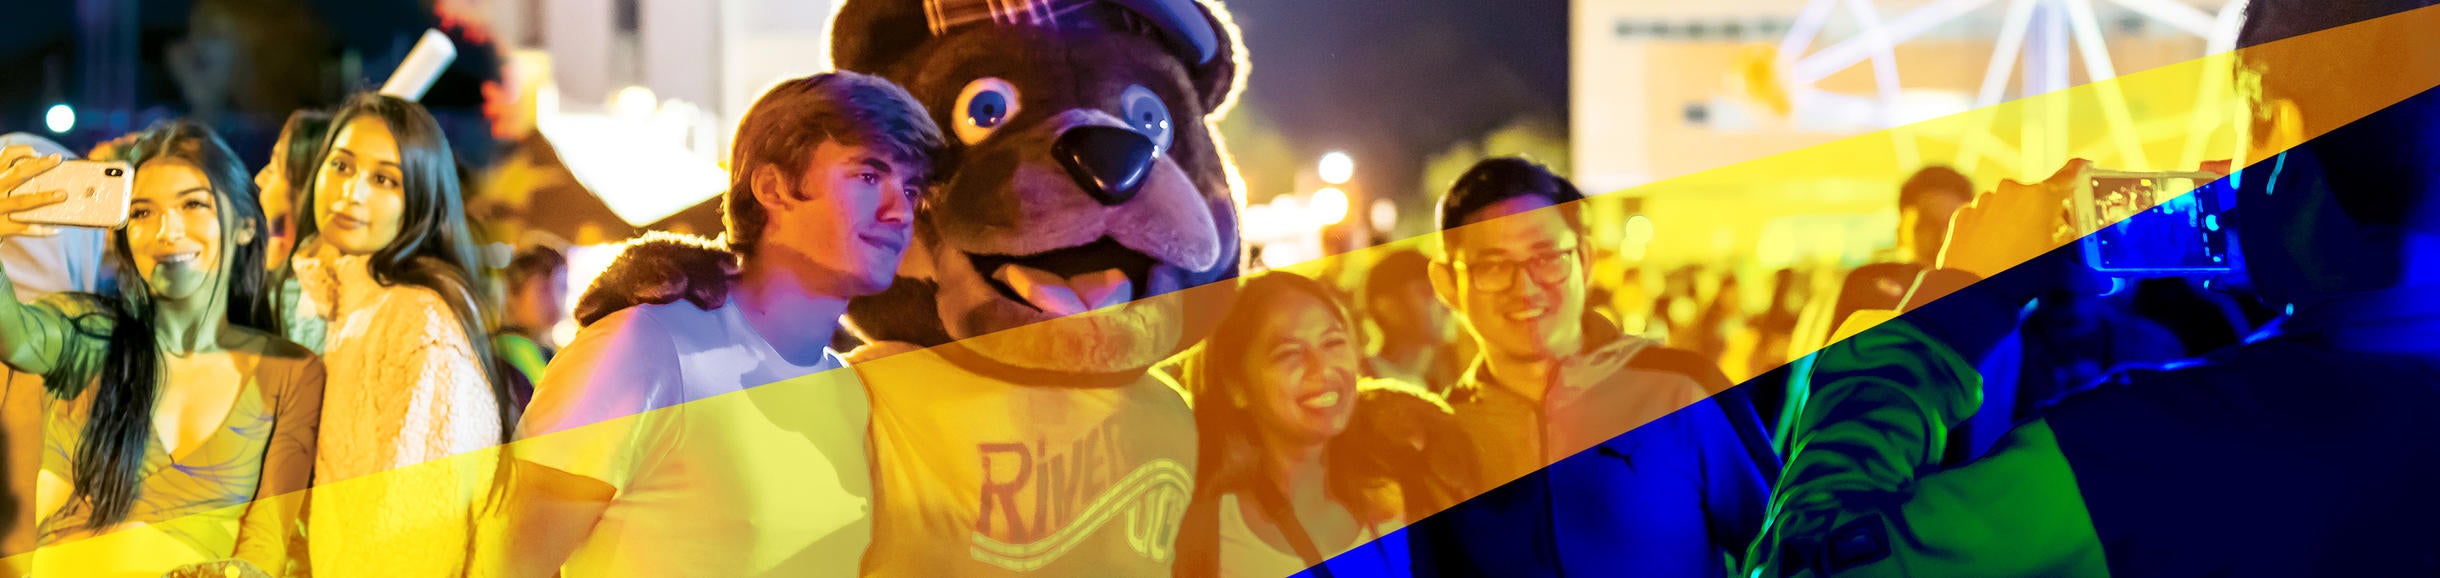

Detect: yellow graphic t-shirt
856,343,1197,576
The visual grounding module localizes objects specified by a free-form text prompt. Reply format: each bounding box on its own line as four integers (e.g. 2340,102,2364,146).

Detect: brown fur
837,2,1244,378
572,232,736,327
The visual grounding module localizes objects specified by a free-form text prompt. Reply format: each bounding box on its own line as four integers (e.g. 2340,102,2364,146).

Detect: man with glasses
1405,158,1771,576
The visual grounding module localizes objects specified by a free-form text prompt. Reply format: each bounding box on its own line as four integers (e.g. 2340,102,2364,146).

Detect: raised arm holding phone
1746,2,2440,576
0,124,322,578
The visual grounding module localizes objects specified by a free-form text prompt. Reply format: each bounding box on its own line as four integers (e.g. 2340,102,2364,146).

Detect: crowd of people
1,0,2435,575
0,71,1836,578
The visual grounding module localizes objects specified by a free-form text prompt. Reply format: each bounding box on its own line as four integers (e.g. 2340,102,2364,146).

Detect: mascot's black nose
1053,126,1157,206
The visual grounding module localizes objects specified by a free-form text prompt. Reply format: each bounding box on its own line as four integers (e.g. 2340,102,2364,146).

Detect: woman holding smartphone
0,122,320,577
282,93,507,575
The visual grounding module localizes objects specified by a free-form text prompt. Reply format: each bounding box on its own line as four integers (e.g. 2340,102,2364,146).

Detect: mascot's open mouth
970,237,1159,316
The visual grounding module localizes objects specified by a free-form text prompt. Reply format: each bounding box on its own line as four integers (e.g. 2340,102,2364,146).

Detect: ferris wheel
1760,0,2251,177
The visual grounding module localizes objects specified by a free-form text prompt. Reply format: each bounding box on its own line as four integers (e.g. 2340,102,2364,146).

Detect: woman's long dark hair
273,110,334,246
1188,273,1368,505
56,120,273,530
277,111,335,191
288,93,511,445
1174,271,1453,577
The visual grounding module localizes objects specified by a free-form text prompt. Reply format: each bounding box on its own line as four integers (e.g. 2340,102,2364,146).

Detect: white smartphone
379,29,458,102
9,160,133,229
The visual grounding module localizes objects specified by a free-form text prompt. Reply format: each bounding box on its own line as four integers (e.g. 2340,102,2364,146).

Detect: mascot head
830,0,1247,382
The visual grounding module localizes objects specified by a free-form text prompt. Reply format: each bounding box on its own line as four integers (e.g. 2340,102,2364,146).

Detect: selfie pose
1,122,319,578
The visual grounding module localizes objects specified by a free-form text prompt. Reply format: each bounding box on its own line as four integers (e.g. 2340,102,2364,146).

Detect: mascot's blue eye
953,77,1022,145
1120,85,1174,154
968,91,1010,128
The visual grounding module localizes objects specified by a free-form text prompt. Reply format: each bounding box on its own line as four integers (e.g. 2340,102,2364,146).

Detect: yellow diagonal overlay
17,5,2440,575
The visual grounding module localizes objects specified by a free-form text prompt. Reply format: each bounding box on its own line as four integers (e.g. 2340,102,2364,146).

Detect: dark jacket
1409,314,1773,577
1750,284,2440,577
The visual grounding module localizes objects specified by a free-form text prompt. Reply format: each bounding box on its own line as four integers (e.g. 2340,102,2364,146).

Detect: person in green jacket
492,241,568,399
1748,1,2440,575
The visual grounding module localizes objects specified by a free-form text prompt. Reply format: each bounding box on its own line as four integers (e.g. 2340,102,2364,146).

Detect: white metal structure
1769,0,2246,175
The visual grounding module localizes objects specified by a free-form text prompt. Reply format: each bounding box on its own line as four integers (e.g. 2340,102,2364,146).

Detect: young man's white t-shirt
515,296,873,577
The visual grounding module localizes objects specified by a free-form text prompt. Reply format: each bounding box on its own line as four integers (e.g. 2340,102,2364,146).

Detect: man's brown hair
724,71,945,257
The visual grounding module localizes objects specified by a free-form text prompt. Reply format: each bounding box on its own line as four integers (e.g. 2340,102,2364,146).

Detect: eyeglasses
1451,246,1577,292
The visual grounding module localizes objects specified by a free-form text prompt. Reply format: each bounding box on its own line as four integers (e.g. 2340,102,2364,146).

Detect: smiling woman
1173,271,1468,578
0,121,320,578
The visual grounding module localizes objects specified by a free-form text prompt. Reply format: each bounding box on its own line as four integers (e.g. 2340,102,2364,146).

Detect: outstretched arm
0,146,95,378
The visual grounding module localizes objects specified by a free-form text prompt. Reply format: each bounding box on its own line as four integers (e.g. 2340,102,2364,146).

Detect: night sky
1224,0,1570,201
0,0,1571,200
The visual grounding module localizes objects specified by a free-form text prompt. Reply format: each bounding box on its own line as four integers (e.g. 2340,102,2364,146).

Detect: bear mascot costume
570,0,1470,575
575,0,1241,574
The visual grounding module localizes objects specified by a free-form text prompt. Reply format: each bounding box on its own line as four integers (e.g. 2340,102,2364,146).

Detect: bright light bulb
1270,194,1303,216
1369,198,1398,233
1318,151,1354,185
1311,187,1349,226
1239,204,1278,240
44,104,73,134
612,86,659,118
1625,214,1656,246
1258,246,1289,270
550,319,579,350
1260,242,1312,269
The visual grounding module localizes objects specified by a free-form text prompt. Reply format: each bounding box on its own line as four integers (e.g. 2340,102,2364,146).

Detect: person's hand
86,132,142,162
0,146,69,239
2,146,62,192
1937,159,2088,280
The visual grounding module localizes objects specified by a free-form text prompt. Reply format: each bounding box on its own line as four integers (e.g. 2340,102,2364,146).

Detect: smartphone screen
2079,172,2240,275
